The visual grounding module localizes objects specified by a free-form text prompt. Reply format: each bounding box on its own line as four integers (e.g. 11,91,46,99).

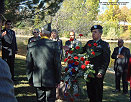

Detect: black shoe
123,92,128,94
112,89,121,93
12,79,17,81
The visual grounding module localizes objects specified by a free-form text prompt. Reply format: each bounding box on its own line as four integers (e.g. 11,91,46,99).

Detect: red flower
68,56,71,59
72,68,76,72
74,61,79,65
79,34,83,36
65,68,68,72
61,80,64,82
70,97,74,102
88,43,92,47
69,50,73,54
65,51,69,55
74,56,78,60
80,57,85,61
73,80,77,82
85,61,90,65
75,46,80,49
91,51,95,55
94,43,97,46
74,93,79,97
64,92,69,96
81,65,86,69
68,60,74,64
64,58,68,62
69,38,74,41
70,60,74,63
65,81,68,84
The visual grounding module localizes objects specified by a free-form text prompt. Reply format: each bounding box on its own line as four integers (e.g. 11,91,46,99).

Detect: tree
1,0,64,24
119,6,129,23
97,0,122,38
0,0,5,33
52,0,99,37
0,0,5,15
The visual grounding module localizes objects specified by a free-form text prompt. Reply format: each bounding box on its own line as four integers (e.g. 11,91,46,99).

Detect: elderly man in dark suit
26,24,61,102
1,20,18,81
112,39,130,94
65,31,82,48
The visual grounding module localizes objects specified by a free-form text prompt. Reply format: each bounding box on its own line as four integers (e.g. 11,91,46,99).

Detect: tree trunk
0,0,5,14
0,0,5,33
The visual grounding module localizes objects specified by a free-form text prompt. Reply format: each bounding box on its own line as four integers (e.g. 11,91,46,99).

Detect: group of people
26,24,131,102
0,19,131,102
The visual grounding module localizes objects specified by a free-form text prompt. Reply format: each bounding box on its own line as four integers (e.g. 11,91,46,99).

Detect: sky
99,0,131,14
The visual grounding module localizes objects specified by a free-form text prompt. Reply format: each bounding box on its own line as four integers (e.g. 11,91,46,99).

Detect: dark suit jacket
65,39,82,48
1,29,17,58
82,39,110,76
111,46,130,72
26,38,61,87
28,36,41,44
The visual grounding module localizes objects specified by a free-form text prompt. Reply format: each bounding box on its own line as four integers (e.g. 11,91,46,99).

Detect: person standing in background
1,20,18,81
127,55,131,102
28,28,40,44
112,39,130,94
50,29,63,60
65,31,82,49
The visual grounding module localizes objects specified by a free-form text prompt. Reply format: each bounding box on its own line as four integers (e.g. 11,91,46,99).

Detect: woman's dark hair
51,29,58,34
5,20,12,25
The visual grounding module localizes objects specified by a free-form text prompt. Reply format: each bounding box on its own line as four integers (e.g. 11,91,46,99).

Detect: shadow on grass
103,71,130,102
16,96,36,102
14,58,36,102
14,57,130,102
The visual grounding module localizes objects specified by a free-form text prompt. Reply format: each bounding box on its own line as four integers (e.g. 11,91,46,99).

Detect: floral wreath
61,34,101,102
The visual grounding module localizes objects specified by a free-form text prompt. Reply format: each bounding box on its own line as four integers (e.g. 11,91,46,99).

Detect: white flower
75,67,78,71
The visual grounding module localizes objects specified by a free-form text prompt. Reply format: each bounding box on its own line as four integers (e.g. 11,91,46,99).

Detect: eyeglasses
7,24,12,25
34,32,39,33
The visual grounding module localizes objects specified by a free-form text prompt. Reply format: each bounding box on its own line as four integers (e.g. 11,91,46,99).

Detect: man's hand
96,73,103,78
1,31,7,37
117,54,124,58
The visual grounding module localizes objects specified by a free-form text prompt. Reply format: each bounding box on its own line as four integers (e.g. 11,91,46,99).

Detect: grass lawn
14,54,130,102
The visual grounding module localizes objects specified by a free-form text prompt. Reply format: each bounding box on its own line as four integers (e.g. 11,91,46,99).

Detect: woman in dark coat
28,28,40,44
50,29,63,60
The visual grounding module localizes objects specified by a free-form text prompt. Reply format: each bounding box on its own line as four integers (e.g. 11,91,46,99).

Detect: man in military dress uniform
82,25,110,102
26,24,61,102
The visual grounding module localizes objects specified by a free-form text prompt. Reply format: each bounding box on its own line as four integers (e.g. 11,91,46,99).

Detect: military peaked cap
91,25,103,32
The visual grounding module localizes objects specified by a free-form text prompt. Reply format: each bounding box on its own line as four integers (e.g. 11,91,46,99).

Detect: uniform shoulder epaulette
101,40,110,48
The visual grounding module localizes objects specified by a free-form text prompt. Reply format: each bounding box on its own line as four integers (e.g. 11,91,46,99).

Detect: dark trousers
36,87,56,102
87,77,104,102
2,55,15,80
115,71,128,93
